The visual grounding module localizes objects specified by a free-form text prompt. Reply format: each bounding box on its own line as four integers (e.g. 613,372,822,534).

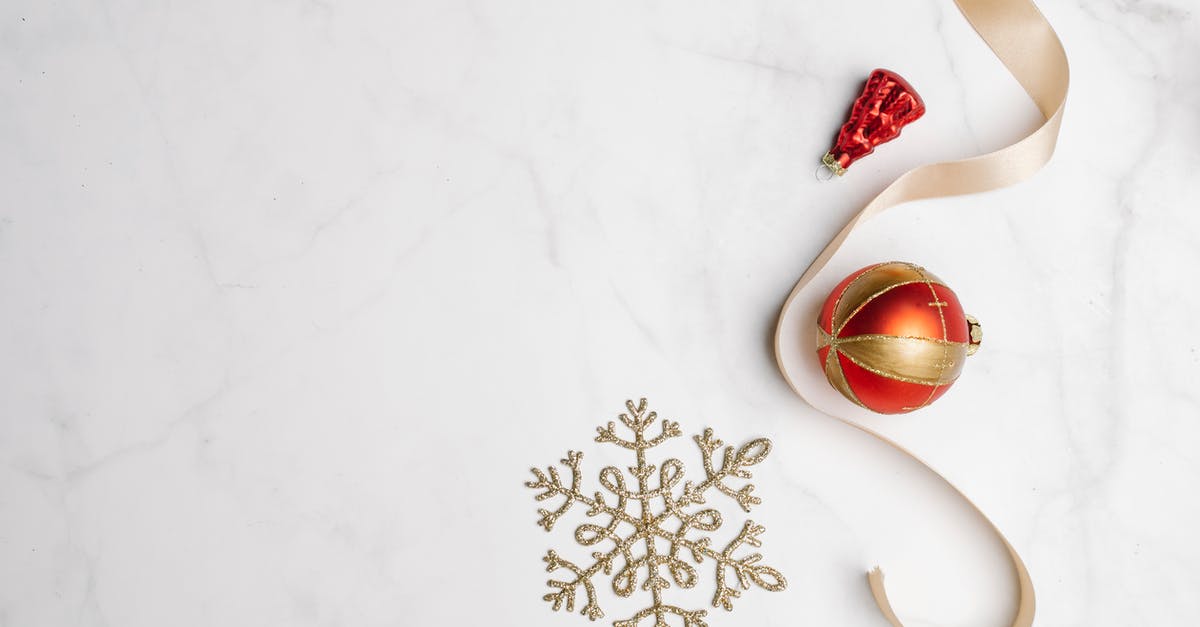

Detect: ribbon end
866,566,905,627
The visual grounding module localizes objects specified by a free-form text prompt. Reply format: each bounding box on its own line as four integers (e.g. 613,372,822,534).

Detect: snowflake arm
527,452,639,531
675,520,787,612
526,450,586,531
678,429,772,512
542,550,607,621
595,399,682,450
614,604,708,627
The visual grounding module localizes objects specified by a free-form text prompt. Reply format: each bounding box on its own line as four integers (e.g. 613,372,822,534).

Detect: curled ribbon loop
774,0,1068,625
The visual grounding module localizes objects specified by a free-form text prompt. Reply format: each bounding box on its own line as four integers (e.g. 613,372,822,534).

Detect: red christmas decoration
816,262,982,414
821,69,925,177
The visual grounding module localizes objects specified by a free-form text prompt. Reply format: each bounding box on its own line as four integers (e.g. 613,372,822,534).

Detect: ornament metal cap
966,314,983,355
818,152,846,179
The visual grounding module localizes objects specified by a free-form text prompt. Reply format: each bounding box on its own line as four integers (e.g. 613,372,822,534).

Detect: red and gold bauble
816,262,982,414
821,69,925,176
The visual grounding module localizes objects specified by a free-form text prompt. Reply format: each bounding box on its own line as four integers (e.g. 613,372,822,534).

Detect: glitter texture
526,398,786,626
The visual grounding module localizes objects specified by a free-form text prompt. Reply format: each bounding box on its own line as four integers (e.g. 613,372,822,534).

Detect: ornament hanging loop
820,152,846,178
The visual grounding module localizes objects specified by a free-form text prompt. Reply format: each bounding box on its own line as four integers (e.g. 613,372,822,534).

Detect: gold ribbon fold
774,0,1068,625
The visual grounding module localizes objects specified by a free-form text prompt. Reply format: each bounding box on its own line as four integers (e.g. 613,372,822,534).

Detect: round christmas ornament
820,68,926,177
816,261,982,414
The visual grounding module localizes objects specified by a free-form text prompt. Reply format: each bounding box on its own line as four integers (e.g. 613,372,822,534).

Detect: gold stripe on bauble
831,262,946,334
834,335,966,386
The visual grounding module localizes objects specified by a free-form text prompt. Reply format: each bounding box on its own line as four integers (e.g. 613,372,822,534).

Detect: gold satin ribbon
773,0,1068,625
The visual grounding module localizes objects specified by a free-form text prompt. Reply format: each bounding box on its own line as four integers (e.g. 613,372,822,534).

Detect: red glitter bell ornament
821,69,925,177
817,262,983,414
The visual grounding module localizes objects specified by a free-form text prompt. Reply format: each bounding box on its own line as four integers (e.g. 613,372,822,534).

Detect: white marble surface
2,1,1198,625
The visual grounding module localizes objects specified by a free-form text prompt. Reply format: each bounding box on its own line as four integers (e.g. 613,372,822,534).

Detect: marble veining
1,1,1198,625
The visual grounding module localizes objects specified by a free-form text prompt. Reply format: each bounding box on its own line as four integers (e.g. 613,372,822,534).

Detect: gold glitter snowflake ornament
526,398,786,627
